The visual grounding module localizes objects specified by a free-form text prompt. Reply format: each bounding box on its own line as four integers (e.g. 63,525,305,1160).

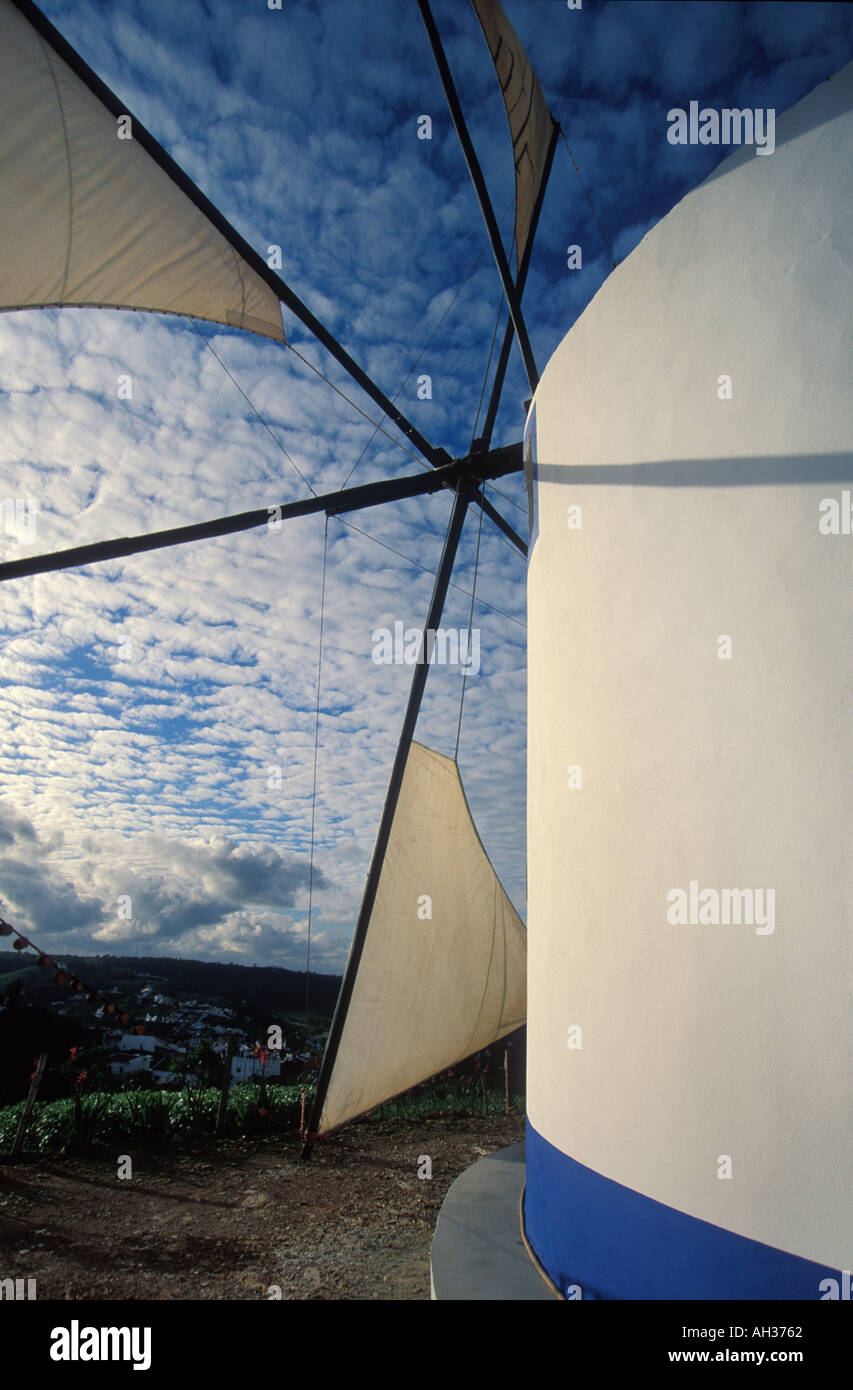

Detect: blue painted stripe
524,1118,843,1300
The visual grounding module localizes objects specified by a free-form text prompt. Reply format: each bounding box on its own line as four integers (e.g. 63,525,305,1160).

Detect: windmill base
429,1142,556,1300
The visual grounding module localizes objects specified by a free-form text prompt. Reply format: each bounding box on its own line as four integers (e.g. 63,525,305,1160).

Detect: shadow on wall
535,452,853,488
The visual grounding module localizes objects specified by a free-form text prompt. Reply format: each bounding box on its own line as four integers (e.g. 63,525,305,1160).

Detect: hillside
0,952,341,1018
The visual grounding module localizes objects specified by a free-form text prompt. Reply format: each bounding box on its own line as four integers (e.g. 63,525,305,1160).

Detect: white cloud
0,0,848,972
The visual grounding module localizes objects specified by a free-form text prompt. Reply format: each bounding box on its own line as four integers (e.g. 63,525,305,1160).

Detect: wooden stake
504,1045,510,1115
215,1036,235,1135
11,1052,48,1158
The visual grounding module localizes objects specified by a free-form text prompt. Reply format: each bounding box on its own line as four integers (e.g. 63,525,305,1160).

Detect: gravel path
0,1112,525,1300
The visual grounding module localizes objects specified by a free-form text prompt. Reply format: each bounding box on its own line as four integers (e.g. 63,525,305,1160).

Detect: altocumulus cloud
2,0,852,975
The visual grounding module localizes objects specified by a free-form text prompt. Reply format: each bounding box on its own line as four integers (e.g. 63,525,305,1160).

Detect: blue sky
1,0,852,972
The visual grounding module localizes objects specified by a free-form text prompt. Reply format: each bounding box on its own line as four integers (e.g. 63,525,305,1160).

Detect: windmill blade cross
418,0,539,396
0,445,525,584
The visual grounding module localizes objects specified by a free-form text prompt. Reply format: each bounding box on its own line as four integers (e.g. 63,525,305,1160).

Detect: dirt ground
0,1112,525,1300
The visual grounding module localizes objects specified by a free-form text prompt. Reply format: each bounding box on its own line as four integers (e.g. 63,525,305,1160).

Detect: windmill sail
0,0,535,1161
471,0,556,269
0,0,283,341
316,741,526,1136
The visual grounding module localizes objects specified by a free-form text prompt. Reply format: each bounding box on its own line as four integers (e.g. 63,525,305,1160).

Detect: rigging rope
335,514,525,630
470,296,505,452
195,198,520,514
304,515,329,1017
455,482,485,762
192,322,318,497
193,316,425,487
285,341,425,469
486,481,526,516
559,127,617,272
340,195,516,489
477,509,529,563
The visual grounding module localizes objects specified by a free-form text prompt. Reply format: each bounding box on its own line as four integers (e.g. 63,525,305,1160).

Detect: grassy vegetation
0,1082,308,1155
373,1090,525,1121
0,1080,523,1156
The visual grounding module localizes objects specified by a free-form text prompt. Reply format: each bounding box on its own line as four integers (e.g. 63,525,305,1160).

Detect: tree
171,1038,221,1128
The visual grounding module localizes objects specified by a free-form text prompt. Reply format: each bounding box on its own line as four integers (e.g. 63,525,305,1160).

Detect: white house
228,1053,281,1083
108,1052,151,1077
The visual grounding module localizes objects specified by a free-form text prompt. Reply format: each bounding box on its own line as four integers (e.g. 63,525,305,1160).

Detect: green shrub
0,1081,315,1155
0,1077,521,1157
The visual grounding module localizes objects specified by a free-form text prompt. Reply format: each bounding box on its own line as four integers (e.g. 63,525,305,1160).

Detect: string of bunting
0,914,147,1035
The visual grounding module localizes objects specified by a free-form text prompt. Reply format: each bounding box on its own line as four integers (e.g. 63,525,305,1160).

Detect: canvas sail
317,740,526,1136
471,0,555,268
0,0,284,341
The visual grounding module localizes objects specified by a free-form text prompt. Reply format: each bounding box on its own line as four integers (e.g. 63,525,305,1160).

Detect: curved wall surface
525,61,853,1300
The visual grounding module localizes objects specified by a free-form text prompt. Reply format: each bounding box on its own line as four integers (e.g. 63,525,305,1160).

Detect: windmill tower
525,60,853,1299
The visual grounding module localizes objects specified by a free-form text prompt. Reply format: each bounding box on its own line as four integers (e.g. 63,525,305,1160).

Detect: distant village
44,973,327,1087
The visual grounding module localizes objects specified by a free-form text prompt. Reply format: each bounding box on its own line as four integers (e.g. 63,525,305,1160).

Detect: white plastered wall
527,62,853,1268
